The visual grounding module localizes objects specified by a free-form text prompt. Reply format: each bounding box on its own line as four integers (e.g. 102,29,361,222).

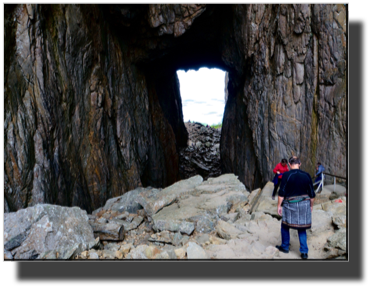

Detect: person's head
317,162,321,166
288,156,301,169
281,158,288,166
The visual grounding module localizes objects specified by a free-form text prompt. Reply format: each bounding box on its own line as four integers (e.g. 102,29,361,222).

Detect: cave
105,4,262,191
4,4,347,213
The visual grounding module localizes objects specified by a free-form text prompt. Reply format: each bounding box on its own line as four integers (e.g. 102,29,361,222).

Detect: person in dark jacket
276,156,316,260
272,159,289,200
314,162,325,183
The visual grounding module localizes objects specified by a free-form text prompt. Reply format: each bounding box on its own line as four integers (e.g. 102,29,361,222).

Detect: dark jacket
278,169,316,199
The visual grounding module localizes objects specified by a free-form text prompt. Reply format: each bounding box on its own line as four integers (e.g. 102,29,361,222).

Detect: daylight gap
176,67,227,181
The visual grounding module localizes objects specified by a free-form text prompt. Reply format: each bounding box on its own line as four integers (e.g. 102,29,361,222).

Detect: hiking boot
301,253,308,259
275,245,289,253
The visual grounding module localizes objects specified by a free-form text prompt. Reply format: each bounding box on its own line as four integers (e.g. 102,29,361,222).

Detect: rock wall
221,4,347,188
4,4,347,212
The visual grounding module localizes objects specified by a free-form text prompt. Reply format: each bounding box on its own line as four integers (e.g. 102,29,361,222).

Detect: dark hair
317,162,321,165
281,158,288,164
289,156,301,165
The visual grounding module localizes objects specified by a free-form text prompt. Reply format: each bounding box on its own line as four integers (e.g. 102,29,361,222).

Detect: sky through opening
177,68,226,125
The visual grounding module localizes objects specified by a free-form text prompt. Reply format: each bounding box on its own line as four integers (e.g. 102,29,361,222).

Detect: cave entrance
176,67,227,181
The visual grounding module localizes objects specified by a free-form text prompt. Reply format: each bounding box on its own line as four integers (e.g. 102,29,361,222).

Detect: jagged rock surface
179,122,222,180
4,204,96,259
5,4,346,213
4,174,346,259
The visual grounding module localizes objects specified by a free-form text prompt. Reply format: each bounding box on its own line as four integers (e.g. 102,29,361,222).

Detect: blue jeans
280,224,308,254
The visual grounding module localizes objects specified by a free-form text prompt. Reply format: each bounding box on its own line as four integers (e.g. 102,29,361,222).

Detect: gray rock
96,217,108,224
136,189,177,217
88,251,99,259
187,242,208,259
153,219,195,235
332,214,346,229
180,235,190,246
161,245,177,259
220,213,239,223
4,249,13,260
91,221,125,241
148,231,173,244
113,212,130,220
129,245,149,259
329,192,340,200
195,234,210,245
172,232,183,246
104,243,121,251
88,237,101,250
111,216,144,232
195,216,215,233
94,188,146,215
326,228,346,251
102,250,118,259
4,205,95,259
215,220,244,240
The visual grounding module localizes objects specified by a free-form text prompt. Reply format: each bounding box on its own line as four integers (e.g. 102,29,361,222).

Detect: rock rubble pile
4,174,346,260
179,122,222,180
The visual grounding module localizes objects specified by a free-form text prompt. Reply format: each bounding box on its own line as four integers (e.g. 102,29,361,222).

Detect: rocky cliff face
4,4,347,212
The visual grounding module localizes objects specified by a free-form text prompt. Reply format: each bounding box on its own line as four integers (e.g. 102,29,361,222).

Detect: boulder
93,188,146,215
136,175,203,216
4,205,95,259
215,220,244,240
252,182,278,217
153,218,195,235
110,216,144,232
326,228,347,251
150,174,251,236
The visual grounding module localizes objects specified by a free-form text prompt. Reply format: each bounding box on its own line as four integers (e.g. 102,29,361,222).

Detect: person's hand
310,205,313,212
277,206,282,216
277,171,280,174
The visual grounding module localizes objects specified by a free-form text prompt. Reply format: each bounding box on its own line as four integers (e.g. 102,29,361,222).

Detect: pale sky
177,68,226,125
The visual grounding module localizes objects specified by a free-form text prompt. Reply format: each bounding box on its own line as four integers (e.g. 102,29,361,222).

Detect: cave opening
176,67,227,181
177,67,226,127
133,2,261,190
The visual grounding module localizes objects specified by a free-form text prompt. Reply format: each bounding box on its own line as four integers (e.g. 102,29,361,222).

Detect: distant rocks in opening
179,122,222,180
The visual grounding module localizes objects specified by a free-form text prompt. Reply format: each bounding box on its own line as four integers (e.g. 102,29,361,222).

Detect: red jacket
273,163,289,179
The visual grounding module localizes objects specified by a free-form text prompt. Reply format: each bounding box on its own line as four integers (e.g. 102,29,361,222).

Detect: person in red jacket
272,159,289,199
